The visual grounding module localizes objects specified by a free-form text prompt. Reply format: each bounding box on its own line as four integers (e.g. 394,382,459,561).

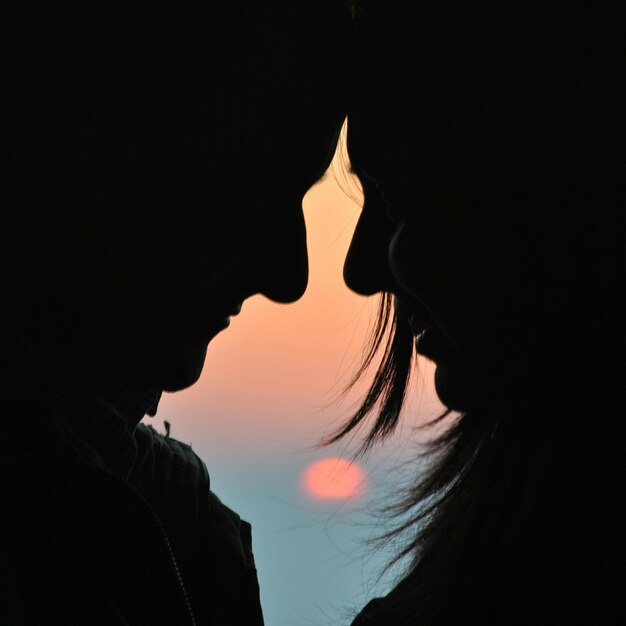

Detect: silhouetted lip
394,296,432,336
202,301,244,336
218,301,243,325
218,300,244,318
414,326,449,363
394,297,449,363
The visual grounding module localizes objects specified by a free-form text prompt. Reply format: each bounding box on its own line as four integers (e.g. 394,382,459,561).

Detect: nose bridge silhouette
249,210,309,304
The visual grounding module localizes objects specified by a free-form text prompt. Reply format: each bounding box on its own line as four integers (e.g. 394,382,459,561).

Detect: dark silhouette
0,2,350,624
332,2,622,624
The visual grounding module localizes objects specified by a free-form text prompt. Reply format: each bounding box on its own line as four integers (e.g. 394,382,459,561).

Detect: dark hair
329,217,617,626
328,3,622,623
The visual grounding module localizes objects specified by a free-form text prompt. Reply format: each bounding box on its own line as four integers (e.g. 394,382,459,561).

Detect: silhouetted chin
158,342,209,392
150,315,233,391
433,364,467,412
417,328,474,412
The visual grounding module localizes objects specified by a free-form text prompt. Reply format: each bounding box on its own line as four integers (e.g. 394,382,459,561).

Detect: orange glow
156,118,445,451
301,457,367,500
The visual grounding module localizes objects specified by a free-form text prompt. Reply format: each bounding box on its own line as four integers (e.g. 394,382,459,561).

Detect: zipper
113,473,198,626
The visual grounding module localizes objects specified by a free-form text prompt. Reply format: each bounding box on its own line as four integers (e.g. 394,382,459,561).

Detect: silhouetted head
344,1,616,412
335,3,621,622
2,2,350,390
338,0,625,625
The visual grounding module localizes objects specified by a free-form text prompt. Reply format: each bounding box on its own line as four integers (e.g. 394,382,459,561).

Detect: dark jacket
0,349,264,625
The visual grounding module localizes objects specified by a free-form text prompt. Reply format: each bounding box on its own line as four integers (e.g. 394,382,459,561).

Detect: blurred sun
301,457,367,500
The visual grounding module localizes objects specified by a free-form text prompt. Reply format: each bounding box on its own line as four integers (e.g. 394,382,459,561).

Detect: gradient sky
145,123,446,625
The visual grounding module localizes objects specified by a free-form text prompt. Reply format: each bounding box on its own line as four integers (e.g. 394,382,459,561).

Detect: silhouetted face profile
344,3,592,411
2,3,348,390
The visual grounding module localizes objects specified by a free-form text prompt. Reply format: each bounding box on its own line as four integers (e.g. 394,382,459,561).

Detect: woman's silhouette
333,3,622,624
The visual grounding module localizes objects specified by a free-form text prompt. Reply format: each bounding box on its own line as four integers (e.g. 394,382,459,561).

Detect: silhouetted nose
343,179,397,296
254,208,309,304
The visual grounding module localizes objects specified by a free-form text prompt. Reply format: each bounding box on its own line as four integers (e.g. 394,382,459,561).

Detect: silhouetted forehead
4,2,350,72
6,1,351,129
2,2,350,179
348,2,612,262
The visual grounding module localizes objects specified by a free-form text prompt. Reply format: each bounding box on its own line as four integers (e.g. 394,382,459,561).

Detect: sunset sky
145,122,446,625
